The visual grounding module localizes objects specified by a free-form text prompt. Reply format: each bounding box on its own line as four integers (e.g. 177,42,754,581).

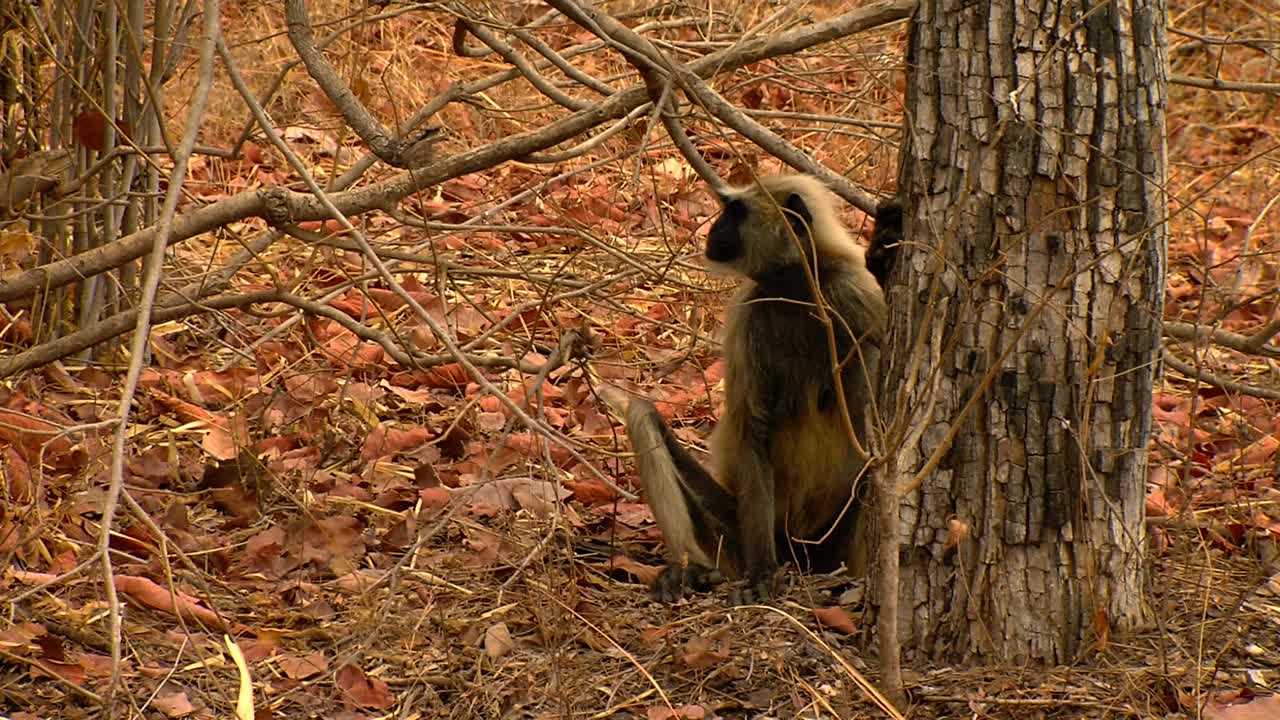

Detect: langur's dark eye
706,199,746,262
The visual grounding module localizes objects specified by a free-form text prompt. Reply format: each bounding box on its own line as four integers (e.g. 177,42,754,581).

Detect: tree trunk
881,0,1165,664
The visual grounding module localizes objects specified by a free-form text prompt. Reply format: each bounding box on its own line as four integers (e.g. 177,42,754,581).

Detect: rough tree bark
881,0,1166,664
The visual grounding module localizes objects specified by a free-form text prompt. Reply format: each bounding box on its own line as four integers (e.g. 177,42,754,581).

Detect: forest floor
2,1,1280,719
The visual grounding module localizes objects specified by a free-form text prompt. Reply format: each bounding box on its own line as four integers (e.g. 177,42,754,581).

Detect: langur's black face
705,190,816,278
705,197,747,264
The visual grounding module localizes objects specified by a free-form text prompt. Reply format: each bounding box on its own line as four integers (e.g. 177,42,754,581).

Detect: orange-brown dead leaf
203,425,240,461
114,575,229,630
812,605,857,635
944,517,970,550
278,651,328,680
292,515,366,574
596,555,661,585
681,634,730,668
1214,434,1280,473
484,622,515,659
3,445,34,503
297,218,346,234
1090,608,1110,654
72,110,119,151
647,705,706,720
565,477,619,505
153,688,196,718
335,663,395,710
422,363,470,388
1204,693,1280,720
1146,487,1178,518
0,407,79,466
360,424,431,462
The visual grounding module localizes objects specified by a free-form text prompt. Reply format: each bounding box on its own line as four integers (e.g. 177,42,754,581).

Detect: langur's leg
625,398,741,601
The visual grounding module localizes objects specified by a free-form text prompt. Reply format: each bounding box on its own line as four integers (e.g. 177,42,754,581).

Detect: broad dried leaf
477,411,506,432
113,575,229,630
0,622,44,650
647,705,706,720
203,426,239,461
153,687,196,718
3,445,34,503
461,478,570,516
1205,694,1280,720
1090,609,1110,653
283,372,339,403
565,477,619,505
484,622,514,659
292,515,366,573
681,634,729,668
597,555,661,585
333,569,381,594
72,110,109,151
0,407,80,466
335,663,394,710
360,425,431,462
41,659,87,685
812,606,857,635
278,652,327,680
75,652,114,678
419,486,452,514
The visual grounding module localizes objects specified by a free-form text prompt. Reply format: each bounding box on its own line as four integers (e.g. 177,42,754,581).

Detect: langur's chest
768,406,858,536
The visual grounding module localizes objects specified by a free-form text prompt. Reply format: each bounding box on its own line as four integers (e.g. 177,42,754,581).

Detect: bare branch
1163,352,1280,401
450,16,492,57
452,8,591,111
1163,320,1280,359
284,0,442,167
218,21,641,503
1171,73,1280,96
273,291,541,373
0,289,276,378
505,20,616,97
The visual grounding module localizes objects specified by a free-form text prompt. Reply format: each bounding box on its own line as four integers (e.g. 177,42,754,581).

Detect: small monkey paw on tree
650,563,723,603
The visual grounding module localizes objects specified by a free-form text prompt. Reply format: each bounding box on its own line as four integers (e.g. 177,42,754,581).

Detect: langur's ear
783,191,814,239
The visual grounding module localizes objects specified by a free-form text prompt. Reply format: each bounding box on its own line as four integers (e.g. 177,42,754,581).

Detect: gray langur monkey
621,174,894,603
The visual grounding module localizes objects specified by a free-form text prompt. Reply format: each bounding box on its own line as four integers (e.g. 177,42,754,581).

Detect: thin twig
1163,321,1280,359
99,0,221,698
1162,352,1280,400
1172,74,1280,96
0,646,105,704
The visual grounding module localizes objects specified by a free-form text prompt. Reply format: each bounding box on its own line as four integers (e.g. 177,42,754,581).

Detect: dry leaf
277,652,327,680
335,663,394,710
1204,694,1280,720
944,517,970,550
681,634,729,668
153,687,196,718
647,704,706,719
812,605,857,635
484,622,514,659
113,575,228,630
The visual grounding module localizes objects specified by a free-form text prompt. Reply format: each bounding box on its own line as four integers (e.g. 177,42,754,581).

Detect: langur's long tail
623,398,717,569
